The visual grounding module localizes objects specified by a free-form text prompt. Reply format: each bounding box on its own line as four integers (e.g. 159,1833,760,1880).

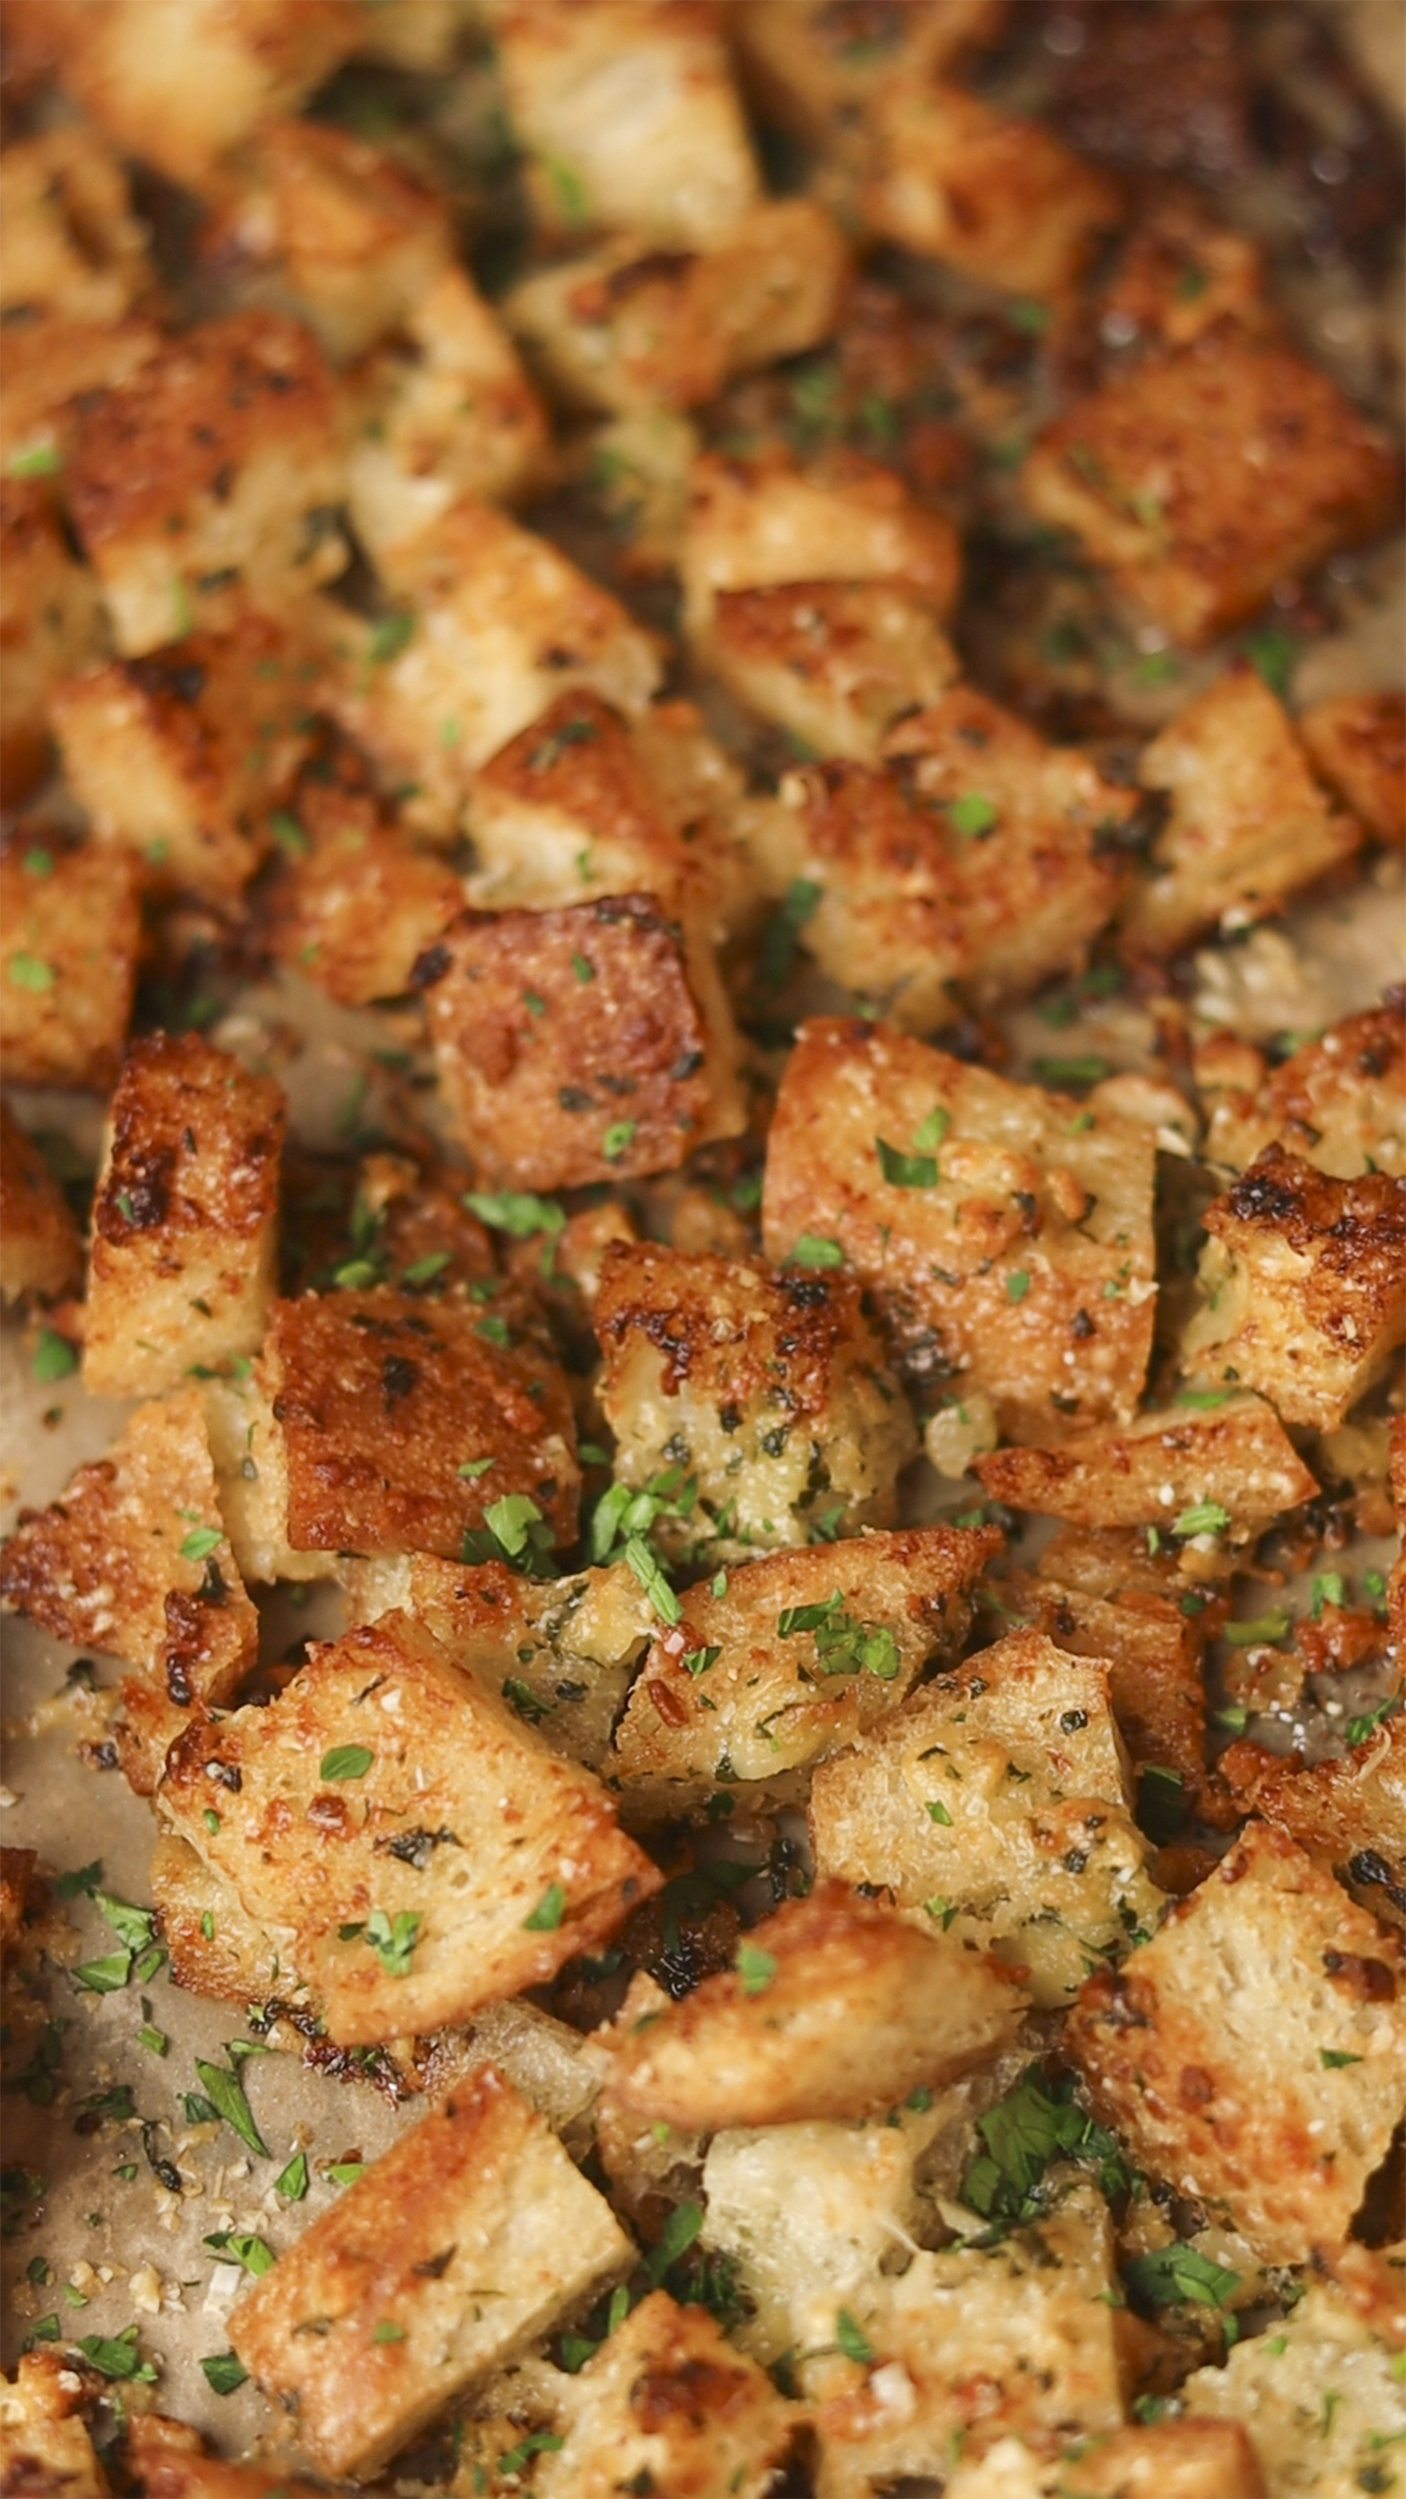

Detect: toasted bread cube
0,1388,258,1793
1068,1822,1406,2264
602,1882,1024,2130
1220,1716,1406,1931
264,779,462,1007
762,1020,1158,1442
149,1827,287,2009
0,307,161,481
945,2421,1268,2499
733,1,1003,159
683,448,960,640
534,2291,795,2499
504,199,848,417
52,613,318,903
161,1611,660,2042
975,1394,1319,1542
1181,1146,1406,1431
611,1525,998,1807
811,1628,1164,2006
1094,196,1273,367
1021,344,1401,648
65,312,346,656
1198,998,1406,1180
0,1103,82,1307
229,2063,632,2479
709,581,960,764
863,83,1119,298
1299,687,1405,844
0,125,151,324
417,894,744,1189
494,0,760,247
201,1362,340,1589
0,2352,110,2499
0,838,139,1090
1124,667,1362,955
1184,2281,1400,2496
125,2441,328,2499
83,1035,285,1398
264,1287,579,1561
595,1241,919,1558
0,481,107,804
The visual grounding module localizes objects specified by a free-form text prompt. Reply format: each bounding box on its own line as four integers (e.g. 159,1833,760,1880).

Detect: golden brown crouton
594,1241,919,1558
1067,1821,1406,2265
1197,997,1406,1180
0,1388,258,1794
0,125,151,325
863,83,1120,298
494,0,760,247
264,778,463,1007
975,1394,1318,1542
811,1628,1163,2007
733,1,1004,160
0,2350,110,2499
0,308,161,490
0,837,139,1090
263,1286,579,1562
1220,1715,1406,1930
534,2290,796,2499
683,447,960,640
162,1611,659,2042
52,613,318,904
0,1102,82,1307
761,1019,1158,1442
201,1360,340,1590
601,1881,1024,2129
1181,1146,1406,1431
65,312,346,656
610,1523,997,1808
126,2439,329,2499
1299,687,1405,845
1124,666,1362,956
1021,343,1401,648
709,581,961,765
228,2064,632,2480
1183,2279,1402,2496
0,481,107,805
149,1827,286,2010
83,1034,286,1398
1093,196,1273,366
952,2420,1268,2499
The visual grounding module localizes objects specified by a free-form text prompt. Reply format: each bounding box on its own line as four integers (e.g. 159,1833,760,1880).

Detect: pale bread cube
944,2422,1267,2499
683,447,959,640
708,580,960,764
0,124,151,324
733,1,1004,158
0,480,107,804
863,83,1119,297
1299,687,1405,845
974,1394,1319,1542
201,1364,340,1590
1184,2281,1401,2498
0,837,139,1090
0,1102,82,1306
264,774,462,1007
149,1827,288,2013
1197,999,1406,1180
534,2291,796,2499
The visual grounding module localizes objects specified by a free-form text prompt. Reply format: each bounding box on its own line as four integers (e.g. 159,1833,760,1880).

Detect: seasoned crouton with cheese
863,83,1120,298
594,1241,919,1557
149,1827,287,2012
0,125,151,325
0,307,161,484
0,2351,111,2499
611,1524,997,1809
1184,2281,1401,2497
945,2421,1268,2499
1196,997,1406,1180
1181,1146,1406,1431
0,480,107,804
1068,1822,1406,2265
1093,196,1274,367
0,839,139,1090
1299,687,1405,845
683,447,960,640
83,1034,286,1398
0,1103,82,1307
1123,667,1362,956
504,199,848,418
492,0,761,247
416,894,745,1189
1220,1715,1406,1930
600,1881,1024,2130
64,312,346,656
264,776,463,1007
975,1394,1318,1543
812,1627,1164,2005
709,581,961,766
161,1612,659,2043
228,2063,632,2480
0,1388,258,1794
1021,343,1401,648
52,614,318,904
762,1020,1158,1441
534,2291,796,2499
733,1,1004,162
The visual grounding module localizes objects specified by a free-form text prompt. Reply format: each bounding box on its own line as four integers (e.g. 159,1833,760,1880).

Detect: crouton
594,1241,919,1558
534,2291,796,2499
0,125,151,324
125,2443,328,2499
228,2063,632,2480
733,1,1005,159
709,581,961,765
83,1034,286,1398
1184,2280,1401,2492
65,312,346,656
1021,344,1401,648
504,199,848,417
812,1627,1165,2006
683,447,960,640
261,1286,578,1563
578,408,700,575
612,1525,997,1809
1124,667,1362,955
1069,1821,1406,2264
149,1828,287,2010
200,1362,340,1590
493,0,760,247
945,2422,1268,2499
974,1394,1319,1542
0,837,139,1090
264,778,462,1007
601,1881,1024,2130
761,1019,1158,1441
0,1102,82,1307
751,693,1126,1018
0,308,161,482
1197,997,1406,1180
0,481,107,804
0,2350,110,2499
0,1389,258,1794
51,613,318,904
1299,687,1405,845
1180,1146,1406,1431
162,1611,659,2042
1220,1715,1406,1930
863,83,1119,297
1094,196,1273,365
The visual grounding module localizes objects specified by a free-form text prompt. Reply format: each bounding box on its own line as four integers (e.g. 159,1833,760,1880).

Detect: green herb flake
1311,1572,1345,1618
9,443,62,478
1320,2048,1364,2069
1123,2244,1240,2313
73,1951,133,1996
1244,628,1299,701
204,2229,274,2278
735,1941,776,1996
522,989,547,1018
319,1745,374,1783
464,1189,565,1238
401,1251,451,1288
179,1526,223,1563
32,1325,78,1384
1223,1609,1291,1648
200,2353,249,2396
947,793,998,839
269,810,310,858
362,1909,421,1977
77,2326,157,2383
925,1799,953,1826
1032,1056,1109,1088
368,611,415,665
327,2160,365,2187
683,1645,721,1678
1173,1500,1231,1539
624,1534,681,1625
1006,1270,1031,1303
194,2057,268,2159
372,2320,406,2344
789,1234,843,1270
835,2309,874,2363
602,1119,637,1162
877,1137,938,1190
275,2150,309,2201
523,1881,567,1933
